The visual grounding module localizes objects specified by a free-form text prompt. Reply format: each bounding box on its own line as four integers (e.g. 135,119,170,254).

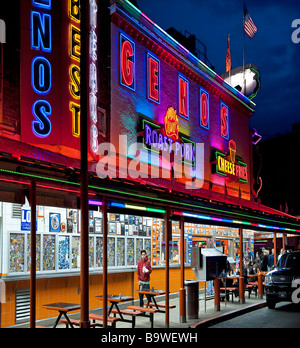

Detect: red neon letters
120,35,135,90
179,75,189,119
200,89,209,129
147,54,159,103
221,103,229,139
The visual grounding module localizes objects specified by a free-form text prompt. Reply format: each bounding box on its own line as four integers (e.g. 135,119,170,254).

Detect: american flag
244,5,257,39
226,35,231,72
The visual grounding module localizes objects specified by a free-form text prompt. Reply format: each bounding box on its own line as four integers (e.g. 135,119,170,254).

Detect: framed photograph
94,217,102,234
109,222,116,234
67,218,73,233
37,206,44,217
49,213,61,232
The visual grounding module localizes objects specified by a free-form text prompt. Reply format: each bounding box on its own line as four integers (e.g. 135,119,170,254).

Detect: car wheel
266,299,276,309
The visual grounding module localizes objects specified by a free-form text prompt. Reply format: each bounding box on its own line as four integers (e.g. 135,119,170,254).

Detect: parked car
265,251,300,309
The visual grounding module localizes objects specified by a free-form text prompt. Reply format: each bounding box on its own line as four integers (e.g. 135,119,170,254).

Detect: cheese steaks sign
211,140,248,183
20,0,99,158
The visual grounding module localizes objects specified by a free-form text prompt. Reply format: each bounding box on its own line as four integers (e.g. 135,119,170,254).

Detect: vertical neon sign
120,33,135,91
147,52,160,104
221,102,229,140
69,0,81,138
178,74,189,119
200,88,209,130
31,0,52,138
89,0,99,155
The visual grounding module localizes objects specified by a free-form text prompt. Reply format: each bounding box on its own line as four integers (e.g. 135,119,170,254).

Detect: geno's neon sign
30,0,52,138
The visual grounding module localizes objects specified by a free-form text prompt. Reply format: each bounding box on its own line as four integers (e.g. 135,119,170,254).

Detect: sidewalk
16,291,266,329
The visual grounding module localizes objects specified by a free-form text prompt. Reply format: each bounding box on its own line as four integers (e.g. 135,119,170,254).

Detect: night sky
134,0,300,140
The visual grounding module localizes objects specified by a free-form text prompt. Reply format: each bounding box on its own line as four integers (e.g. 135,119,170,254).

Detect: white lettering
292,19,300,44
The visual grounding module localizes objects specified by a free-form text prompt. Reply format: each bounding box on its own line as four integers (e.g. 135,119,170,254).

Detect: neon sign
89,0,99,155
200,88,209,130
212,140,248,183
164,106,179,141
141,107,195,164
120,33,135,91
30,0,52,138
147,52,160,104
69,0,81,138
221,102,229,139
178,74,189,119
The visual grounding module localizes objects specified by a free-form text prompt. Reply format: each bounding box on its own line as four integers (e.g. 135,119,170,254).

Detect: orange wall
1,267,201,327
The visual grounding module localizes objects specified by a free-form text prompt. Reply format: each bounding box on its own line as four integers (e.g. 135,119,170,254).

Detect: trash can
185,280,199,319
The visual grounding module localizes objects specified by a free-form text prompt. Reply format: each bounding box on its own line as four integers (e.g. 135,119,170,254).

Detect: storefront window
43,235,55,271
95,236,103,267
117,238,125,267
27,235,41,272
5,203,255,276
58,235,70,270
10,233,25,273
127,238,135,266
72,236,80,269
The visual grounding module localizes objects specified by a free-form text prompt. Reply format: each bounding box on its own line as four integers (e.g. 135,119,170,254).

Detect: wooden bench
110,308,142,328
60,319,98,328
89,314,120,328
127,306,158,328
220,287,238,302
35,326,50,328
246,282,258,298
148,302,176,312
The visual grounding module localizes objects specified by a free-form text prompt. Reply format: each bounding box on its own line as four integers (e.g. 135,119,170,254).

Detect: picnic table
42,302,81,328
96,295,134,320
136,289,166,311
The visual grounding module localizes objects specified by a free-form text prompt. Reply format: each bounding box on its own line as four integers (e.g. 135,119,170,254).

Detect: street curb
189,301,267,328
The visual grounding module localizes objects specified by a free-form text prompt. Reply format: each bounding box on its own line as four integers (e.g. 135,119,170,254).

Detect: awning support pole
273,232,277,267
239,226,245,304
164,208,170,328
179,216,186,323
80,0,90,329
102,196,108,328
30,180,36,329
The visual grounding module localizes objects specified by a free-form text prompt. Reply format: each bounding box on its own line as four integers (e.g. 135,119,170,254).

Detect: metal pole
239,226,245,304
102,196,108,328
179,216,186,323
0,43,3,123
273,232,277,267
80,0,90,329
30,180,36,329
164,208,170,328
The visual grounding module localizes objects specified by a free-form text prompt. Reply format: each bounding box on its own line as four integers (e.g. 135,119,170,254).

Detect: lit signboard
20,0,98,156
140,107,195,165
211,140,248,183
120,33,136,91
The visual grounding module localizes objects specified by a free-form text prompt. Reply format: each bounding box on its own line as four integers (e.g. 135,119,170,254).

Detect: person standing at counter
137,250,152,307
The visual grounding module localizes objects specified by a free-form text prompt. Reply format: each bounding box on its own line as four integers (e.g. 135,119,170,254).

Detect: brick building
0,0,299,327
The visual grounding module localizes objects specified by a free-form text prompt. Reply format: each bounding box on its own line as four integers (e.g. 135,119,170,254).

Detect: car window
278,253,300,268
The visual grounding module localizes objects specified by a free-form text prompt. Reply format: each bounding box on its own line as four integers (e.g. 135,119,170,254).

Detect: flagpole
228,34,231,84
243,0,246,96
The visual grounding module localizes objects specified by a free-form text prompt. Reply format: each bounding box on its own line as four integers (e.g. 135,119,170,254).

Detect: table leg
107,302,114,316
114,303,124,321
109,303,124,321
53,312,63,328
63,313,75,328
146,295,155,308
152,296,159,310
